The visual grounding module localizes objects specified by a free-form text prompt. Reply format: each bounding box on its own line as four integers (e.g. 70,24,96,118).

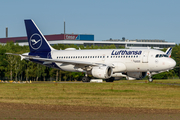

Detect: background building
0,34,175,49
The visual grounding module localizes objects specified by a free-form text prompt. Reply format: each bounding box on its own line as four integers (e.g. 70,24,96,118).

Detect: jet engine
91,66,113,79
126,72,147,79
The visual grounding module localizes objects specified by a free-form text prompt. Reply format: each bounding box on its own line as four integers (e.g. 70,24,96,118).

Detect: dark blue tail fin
24,19,54,53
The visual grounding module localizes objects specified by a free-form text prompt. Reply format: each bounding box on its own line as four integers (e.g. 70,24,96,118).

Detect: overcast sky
0,0,180,43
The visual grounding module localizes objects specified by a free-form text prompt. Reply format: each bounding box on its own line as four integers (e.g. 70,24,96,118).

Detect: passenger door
142,51,149,63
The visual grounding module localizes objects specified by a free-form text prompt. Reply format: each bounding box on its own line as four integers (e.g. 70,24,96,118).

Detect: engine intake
91,66,112,79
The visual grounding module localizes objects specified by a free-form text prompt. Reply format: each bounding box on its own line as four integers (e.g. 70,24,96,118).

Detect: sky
0,0,180,44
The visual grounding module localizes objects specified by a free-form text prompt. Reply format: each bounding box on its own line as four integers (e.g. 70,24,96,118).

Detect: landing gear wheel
82,76,90,82
105,77,114,82
148,78,153,82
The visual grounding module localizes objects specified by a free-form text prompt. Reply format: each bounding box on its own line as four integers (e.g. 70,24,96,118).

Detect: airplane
7,19,176,82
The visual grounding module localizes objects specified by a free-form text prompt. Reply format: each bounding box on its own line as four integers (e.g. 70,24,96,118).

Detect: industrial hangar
0,33,176,49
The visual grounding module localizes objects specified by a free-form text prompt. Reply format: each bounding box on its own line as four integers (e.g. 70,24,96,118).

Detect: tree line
0,42,179,81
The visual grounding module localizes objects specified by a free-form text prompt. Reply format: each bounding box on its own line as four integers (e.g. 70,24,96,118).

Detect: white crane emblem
29,33,42,50
31,39,41,45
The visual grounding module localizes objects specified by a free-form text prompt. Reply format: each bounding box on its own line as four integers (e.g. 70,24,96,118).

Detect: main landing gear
105,77,114,82
82,76,90,82
147,71,153,82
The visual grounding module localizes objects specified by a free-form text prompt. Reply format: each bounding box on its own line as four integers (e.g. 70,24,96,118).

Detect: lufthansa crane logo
30,33,42,50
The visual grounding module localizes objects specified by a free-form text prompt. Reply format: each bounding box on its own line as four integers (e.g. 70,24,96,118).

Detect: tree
0,46,8,79
14,56,21,81
1,41,179,81
6,54,16,80
41,65,48,81
71,72,84,81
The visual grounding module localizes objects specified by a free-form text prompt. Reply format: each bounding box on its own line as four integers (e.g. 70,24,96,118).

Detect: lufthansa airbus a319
7,20,176,82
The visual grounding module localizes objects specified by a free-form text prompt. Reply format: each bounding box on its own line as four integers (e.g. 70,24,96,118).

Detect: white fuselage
50,48,176,73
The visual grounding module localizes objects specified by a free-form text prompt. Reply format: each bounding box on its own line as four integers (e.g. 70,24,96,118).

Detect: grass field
0,79,180,109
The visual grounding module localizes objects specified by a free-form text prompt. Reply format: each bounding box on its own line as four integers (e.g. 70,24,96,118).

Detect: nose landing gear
147,71,153,82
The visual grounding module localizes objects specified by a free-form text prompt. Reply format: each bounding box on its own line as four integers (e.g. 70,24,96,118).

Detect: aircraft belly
125,63,149,71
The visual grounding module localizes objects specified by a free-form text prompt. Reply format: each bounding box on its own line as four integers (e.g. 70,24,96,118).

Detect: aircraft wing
29,57,104,66
6,53,106,66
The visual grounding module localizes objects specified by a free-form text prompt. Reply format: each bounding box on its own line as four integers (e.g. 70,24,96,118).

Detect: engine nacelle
91,66,113,79
127,72,147,79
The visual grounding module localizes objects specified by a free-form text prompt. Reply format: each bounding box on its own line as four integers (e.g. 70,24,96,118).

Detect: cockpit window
155,54,159,58
163,54,168,57
155,54,168,58
159,54,163,57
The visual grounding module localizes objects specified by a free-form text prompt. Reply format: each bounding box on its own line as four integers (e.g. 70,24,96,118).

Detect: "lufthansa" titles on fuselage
111,50,142,55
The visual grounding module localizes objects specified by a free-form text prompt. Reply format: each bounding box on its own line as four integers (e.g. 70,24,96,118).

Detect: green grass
0,79,180,109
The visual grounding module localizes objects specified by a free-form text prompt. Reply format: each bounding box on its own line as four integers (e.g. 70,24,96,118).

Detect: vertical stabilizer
24,19,54,53
165,47,172,57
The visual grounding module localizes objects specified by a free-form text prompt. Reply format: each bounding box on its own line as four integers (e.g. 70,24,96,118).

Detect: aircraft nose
169,58,176,69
